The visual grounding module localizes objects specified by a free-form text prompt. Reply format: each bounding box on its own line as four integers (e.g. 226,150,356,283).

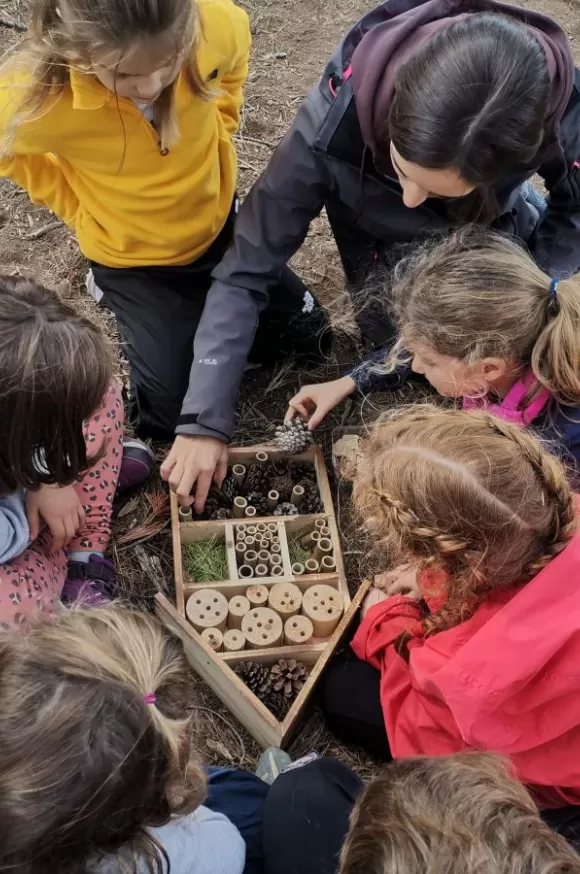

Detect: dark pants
321,652,580,851
263,758,363,874
92,210,330,440
206,767,269,874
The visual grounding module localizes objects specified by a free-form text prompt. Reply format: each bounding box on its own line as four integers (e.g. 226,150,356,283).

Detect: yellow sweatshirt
0,0,250,267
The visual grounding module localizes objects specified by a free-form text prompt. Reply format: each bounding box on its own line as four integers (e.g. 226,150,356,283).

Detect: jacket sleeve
0,153,78,226
177,93,332,440
0,493,30,565
352,597,467,758
214,3,251,136
527,77,580,277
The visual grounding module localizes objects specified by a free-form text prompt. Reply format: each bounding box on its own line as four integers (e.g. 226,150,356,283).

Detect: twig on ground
235,134,279,150
24,220,62,240
192,706,247,764
0,14,26,32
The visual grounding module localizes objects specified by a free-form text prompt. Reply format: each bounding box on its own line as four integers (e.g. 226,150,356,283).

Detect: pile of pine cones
201,455,322,520
235,658,309,720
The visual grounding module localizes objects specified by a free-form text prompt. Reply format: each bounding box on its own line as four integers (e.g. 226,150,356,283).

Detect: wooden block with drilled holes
242,607,283,650
302,585,344,638
161,443,357,749
268,582,303,619
201,628,224,652
228,595,250,630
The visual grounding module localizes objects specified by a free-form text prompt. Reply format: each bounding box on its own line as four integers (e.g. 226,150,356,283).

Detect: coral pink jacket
352,528,580,807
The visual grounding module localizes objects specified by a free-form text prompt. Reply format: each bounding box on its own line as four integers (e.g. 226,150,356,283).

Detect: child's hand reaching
286,376,356,429
26,485,86,552
374,563,422,599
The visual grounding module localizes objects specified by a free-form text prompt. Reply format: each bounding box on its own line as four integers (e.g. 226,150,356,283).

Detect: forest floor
0,0,577,771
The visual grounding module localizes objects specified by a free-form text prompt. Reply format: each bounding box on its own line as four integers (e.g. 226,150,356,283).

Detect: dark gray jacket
177,0,580,442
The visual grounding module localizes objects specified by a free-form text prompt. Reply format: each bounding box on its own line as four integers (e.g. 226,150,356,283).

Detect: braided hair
353,404,578,638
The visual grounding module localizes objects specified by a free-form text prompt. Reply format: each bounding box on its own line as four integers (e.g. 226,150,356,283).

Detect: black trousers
92,210,330,440
263,758,363,874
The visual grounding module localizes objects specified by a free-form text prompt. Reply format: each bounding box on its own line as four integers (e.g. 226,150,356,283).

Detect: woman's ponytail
532,275,580,406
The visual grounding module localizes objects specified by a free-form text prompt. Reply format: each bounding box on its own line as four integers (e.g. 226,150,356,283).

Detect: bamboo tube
262,531,273,543
246,584,269,608
305,558,320,574
314,519,326,531
292,562,305,576
301,530,321,549
246,526,257,536
233,496,247,518
321,555,336,572
238,565,254,579
254,564,269,578
271,565,284,577
271,543,281,555
245,536,256,548
236,532,247,543
244,550,258,569
235,542,247,562
269,554,282,569
231,464,246,486
267,522,278,532
223,629,246,653
271,536,280,546
291,484,305,506
201,628,223,652
256,523,267,534
255,451,269,465
267,490,279,512
228,595,251,630
313,538,333,563
284,615,313,647
319,526,330,538
178,506,193,522
236,524,247,536
245,506,257,519
257,550,271,565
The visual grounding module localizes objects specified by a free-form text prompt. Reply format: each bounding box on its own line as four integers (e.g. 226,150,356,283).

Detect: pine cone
220,475,240,504
273,502,299,516
300,480,324,514
210,507,233,520
202,496,220,519
269,472,294,503
244,464,272,494
246,491,268,516
234,660,271,696
292,463,317,484
274,418,314,454
269,659,309,698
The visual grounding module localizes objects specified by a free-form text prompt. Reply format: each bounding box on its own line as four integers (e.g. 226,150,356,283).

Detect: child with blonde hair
0,606,267,874
322,405,580,816
0,273,153,627
0,0,327,498
287,231,580,468
261,753,580,874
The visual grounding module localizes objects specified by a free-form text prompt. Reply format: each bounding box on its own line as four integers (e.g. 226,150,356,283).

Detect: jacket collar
69,69,109,110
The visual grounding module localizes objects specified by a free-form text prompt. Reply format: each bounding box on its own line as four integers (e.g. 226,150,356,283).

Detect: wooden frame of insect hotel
156,443,370,749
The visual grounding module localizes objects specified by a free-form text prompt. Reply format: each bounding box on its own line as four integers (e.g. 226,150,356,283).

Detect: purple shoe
117,438,155,493
62,554,115,607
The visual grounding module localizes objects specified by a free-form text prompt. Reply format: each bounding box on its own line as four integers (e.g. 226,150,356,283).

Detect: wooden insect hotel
156,443,369,749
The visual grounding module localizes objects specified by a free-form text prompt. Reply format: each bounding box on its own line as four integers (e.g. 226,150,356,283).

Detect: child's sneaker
62,554,115,607
117,437,155,493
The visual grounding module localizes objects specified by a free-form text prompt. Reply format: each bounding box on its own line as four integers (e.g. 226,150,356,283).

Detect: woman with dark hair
163,0,580,509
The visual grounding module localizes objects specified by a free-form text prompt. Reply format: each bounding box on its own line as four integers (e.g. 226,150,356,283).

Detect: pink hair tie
144,693,157,705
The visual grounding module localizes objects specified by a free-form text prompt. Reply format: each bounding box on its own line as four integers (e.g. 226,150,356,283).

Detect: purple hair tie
144,692,157,705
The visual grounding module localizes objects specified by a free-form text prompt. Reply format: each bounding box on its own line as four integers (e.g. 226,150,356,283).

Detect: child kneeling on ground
0,607,267,874
0,274,153,627
288,231,580,470
323,405,580,816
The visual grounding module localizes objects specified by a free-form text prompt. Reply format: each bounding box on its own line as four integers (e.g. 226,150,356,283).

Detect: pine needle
182,536,228,583
287,530,311,565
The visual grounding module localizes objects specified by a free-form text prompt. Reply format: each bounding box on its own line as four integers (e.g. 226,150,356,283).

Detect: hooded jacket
179,0,580,443
351,526,580,809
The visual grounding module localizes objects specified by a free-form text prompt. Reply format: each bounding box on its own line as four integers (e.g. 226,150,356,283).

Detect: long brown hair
388,14,549,187
384,230,580,408
2,0,210,153
340,753,580,874
353,404,578,637
0,273,113,495
0,607,206,874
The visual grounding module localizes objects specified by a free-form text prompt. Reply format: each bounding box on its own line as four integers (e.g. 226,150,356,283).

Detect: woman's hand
373,563,422,599
26,484,86,552
285,376,356,430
